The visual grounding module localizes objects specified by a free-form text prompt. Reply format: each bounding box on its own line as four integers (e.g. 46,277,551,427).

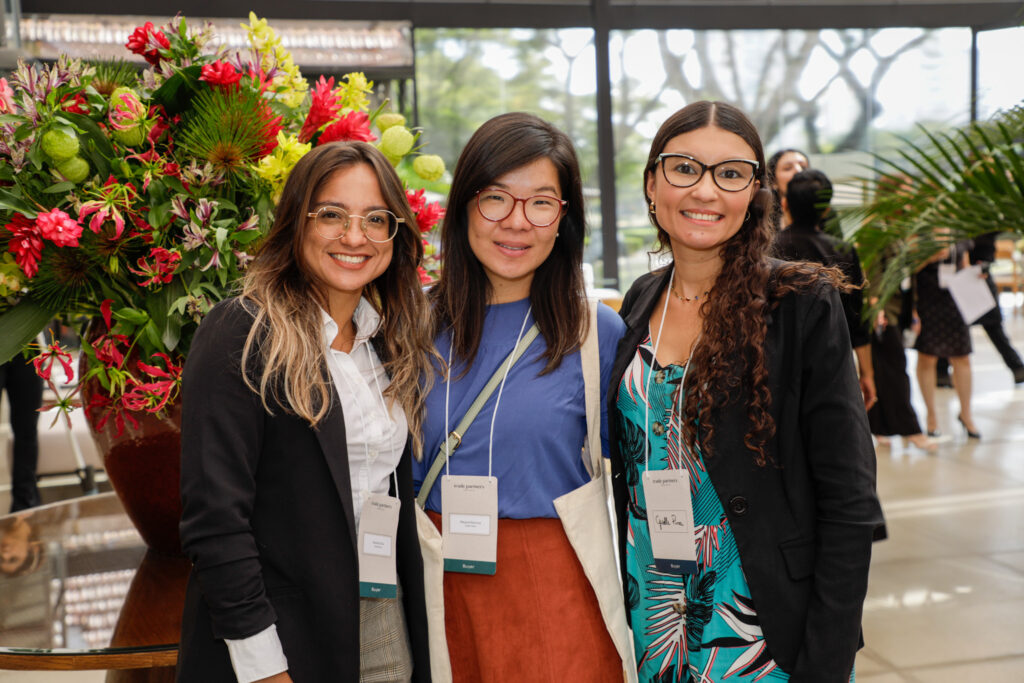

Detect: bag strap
416,323,540,508
580,299,601,478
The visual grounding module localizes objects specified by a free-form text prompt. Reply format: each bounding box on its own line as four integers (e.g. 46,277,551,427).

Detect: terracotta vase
80,361,183,556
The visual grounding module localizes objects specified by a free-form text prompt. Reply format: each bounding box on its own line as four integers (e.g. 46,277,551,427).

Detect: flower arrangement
0,13,446,434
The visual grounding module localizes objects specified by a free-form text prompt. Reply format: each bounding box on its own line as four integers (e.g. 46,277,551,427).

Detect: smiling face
301,163,394,316
772,150,809,198
647,125,759,259
467,157,563,303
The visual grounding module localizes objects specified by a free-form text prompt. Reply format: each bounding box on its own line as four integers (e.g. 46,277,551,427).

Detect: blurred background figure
774,168,876,408
767,148,809,229
913,233,980,439
1,351,43,513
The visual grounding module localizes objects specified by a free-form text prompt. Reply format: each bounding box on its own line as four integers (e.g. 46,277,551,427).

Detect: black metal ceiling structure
15,0,1024,287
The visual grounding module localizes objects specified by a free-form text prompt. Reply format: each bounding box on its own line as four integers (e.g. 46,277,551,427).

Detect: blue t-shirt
413,298,625,518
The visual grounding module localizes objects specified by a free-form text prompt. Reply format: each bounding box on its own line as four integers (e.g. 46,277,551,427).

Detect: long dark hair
645,103,841,466
430,112,588,374
767,147,809,227
241,141,434,454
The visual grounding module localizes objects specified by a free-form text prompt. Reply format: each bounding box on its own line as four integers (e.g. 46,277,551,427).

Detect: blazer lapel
314,388,359,555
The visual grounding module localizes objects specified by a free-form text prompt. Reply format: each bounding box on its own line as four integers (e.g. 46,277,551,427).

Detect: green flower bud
113,124,147,148
41,129,80,162
379,126,415,159
376,113,406,132
56,156,90,184
413,154,446,182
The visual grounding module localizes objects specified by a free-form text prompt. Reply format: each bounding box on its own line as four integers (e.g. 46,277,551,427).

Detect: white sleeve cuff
224,623,289,683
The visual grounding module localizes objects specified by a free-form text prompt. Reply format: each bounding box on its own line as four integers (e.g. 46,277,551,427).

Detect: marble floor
2,303,1023,682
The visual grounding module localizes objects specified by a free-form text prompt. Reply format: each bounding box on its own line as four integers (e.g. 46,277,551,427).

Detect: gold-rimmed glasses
306,205,403,243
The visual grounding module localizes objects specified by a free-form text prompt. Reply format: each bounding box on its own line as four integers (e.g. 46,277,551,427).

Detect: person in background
913,233,980,439
1,352,43,513
178,141,433,683
935,231,1024,387
767,148,810,228
773,168,876,409
415,112,627,681
611,101,882,681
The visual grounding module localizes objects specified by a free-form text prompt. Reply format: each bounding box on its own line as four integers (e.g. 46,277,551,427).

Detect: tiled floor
2,302,1023,682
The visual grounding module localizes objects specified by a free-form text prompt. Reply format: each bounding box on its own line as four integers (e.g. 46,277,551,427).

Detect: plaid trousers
359,579,413,683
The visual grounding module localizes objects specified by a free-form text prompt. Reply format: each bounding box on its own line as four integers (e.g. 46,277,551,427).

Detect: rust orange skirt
428,511,623,682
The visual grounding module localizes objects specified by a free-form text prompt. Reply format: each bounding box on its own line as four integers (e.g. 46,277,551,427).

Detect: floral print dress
617,335,790,683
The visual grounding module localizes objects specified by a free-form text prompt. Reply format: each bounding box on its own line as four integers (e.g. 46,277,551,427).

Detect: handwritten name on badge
653,512,689,533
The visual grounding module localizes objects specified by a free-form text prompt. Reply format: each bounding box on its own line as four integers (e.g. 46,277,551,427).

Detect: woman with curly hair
609,102,883,682
178,141,433,682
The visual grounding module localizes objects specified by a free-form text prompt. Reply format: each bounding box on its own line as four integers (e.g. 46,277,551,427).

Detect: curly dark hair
645,103,844,466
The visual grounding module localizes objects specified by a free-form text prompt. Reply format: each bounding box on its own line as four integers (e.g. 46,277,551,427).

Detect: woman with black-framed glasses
413,112,629,681
608,102,883,681
178,141,434,683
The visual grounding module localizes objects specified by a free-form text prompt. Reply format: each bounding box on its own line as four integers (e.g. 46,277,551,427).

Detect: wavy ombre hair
240,141,434,455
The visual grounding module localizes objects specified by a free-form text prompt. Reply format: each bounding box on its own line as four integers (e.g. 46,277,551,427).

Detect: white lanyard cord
443,305,532,479
644,267,698,471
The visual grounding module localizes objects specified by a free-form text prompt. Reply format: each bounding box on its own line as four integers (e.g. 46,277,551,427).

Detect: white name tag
358,494,400,598
441,475,498,575
642,469,698,574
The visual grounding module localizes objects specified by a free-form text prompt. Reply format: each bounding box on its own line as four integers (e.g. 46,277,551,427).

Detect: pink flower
416,201,445,233
318,110,377,144
125,22,170,66
128,246,180,286
5,214,43,278
109,90,146,132
32,342,74,382
35,208,83,247
199,61,242,90
0,77,16,114
78,176,140,239
299,76,342,143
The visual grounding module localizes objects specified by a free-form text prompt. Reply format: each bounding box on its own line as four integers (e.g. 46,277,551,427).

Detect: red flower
199,61,242,90
299,76,342,143
125,22,170,66
128,246,180,287
101,299,114,330
416,201,445,233
121,353,182,413
32,342,74,382
85,391,139,437
61,92,89,115
35,208,83,247
318,110,377,144
92,332,130,367
406,188,427,214
258,102,283,158
5,214,43,278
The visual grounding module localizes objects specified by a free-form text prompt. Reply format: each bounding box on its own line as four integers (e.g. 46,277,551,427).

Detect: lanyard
443,305,533,478
644,267,699,471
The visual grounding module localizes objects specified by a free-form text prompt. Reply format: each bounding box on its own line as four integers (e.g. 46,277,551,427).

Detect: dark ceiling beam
20,1,1024,30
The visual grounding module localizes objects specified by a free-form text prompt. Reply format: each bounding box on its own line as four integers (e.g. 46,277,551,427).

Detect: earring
556,232,560,237
649,202,656,215
745,211,751,222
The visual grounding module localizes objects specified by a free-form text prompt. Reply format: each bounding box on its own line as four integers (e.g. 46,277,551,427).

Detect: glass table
0,492,189,676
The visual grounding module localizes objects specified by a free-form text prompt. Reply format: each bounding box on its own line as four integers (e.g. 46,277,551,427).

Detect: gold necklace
671,286,709,303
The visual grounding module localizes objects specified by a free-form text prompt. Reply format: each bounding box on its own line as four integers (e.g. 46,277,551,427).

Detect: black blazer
177,298,430,682
609,265,884,682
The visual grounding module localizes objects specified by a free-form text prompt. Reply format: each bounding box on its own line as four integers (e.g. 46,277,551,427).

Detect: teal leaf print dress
618,335,790,682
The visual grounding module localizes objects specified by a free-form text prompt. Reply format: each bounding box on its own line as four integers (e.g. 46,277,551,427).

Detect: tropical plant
0,14,446,434
845,103,1024,311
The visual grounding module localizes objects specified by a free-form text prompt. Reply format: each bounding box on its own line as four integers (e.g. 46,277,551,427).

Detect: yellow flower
256,132,311,200
338,72,374,112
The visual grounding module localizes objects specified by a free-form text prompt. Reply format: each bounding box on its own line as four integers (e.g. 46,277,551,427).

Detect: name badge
358,494,400,598
938,263,955,289
642,470,698,574
441,475,498,575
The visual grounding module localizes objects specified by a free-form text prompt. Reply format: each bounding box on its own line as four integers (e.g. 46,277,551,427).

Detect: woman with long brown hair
609,102,883,681
414,112,628,681
178,141,433,682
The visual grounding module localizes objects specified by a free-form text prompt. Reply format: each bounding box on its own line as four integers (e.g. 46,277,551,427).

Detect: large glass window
977,26,1024,120
610,28,971,288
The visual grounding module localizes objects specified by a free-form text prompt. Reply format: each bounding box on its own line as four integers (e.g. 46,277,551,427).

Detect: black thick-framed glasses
475,188,567,228
655,153,759,192
306,205,403,243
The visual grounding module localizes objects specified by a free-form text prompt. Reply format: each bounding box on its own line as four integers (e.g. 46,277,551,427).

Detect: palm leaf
0,300,57,364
